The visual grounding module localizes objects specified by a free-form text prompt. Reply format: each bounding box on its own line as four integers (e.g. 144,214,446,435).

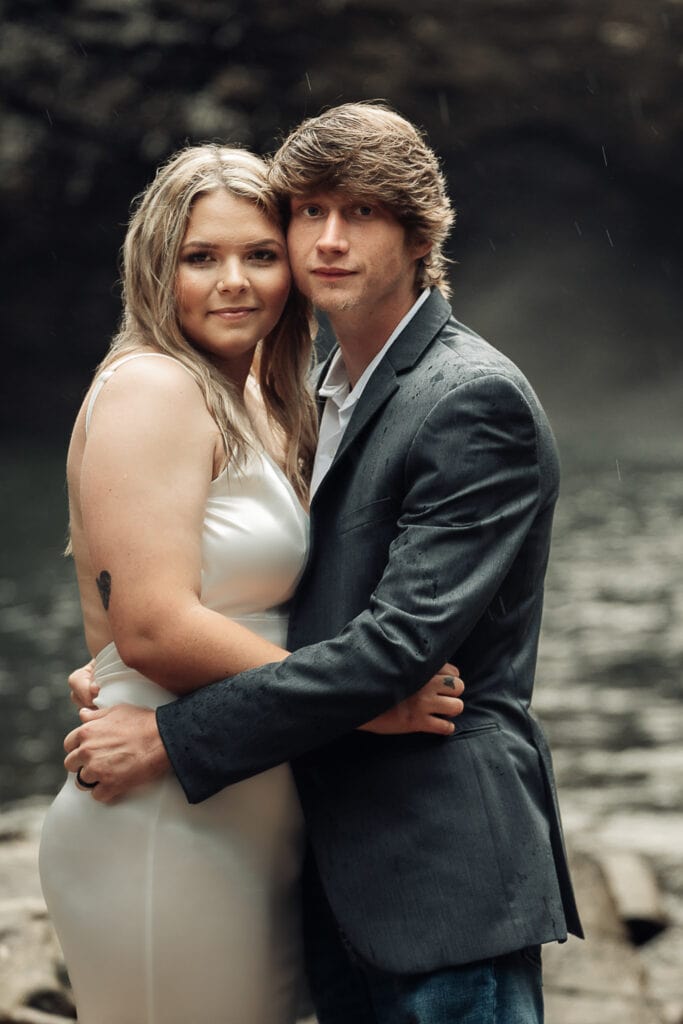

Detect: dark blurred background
1,0,682,970
2,0,683,443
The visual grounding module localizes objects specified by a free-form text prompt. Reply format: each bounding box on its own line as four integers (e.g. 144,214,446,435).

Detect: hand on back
359,663,464,736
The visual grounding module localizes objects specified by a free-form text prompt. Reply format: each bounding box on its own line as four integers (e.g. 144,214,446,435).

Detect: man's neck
329,292,421,387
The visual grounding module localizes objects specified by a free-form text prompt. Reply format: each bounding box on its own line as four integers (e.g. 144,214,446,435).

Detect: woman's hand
69,660,99,710
359,664,464,736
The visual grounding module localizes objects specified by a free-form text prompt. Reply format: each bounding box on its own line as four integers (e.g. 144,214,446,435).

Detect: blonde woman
39,144,463,1024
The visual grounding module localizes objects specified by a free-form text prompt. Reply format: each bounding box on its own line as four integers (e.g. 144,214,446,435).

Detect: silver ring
76,766,99,789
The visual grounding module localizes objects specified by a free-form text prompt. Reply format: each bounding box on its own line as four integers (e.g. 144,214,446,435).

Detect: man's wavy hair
269,102,455,297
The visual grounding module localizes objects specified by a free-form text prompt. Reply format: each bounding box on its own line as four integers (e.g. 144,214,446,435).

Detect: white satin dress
39,355,310,1024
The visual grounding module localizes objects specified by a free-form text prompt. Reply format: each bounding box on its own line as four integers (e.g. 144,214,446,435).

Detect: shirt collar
317,288,431,409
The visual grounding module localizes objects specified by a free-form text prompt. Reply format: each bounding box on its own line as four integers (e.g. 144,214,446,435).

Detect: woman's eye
184,251,213,264
249,249,277,263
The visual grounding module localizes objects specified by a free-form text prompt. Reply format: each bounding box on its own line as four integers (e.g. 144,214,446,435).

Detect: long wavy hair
98,144,317,498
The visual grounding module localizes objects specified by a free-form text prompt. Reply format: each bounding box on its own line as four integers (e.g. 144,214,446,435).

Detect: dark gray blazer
158,288,583,972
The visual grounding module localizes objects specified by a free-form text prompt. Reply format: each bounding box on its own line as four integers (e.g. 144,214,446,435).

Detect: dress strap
84,352,195,434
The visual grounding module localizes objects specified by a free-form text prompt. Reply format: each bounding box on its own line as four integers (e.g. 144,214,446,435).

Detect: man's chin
308,291,359,316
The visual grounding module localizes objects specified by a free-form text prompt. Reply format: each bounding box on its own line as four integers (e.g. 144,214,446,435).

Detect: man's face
286,192,429,325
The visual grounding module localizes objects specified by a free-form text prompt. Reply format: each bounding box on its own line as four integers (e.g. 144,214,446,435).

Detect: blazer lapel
312,289,453,497
328,357,398,469
385,288,452,374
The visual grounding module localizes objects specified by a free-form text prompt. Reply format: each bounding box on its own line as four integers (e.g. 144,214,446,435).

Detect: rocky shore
1,799,680,1024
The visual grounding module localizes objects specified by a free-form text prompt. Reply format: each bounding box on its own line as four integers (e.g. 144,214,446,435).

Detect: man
66,102,582,1022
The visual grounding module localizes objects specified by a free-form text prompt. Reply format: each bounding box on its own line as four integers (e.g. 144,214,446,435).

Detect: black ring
76,766,99,789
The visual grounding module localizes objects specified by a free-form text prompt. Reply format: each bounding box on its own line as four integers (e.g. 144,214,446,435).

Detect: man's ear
411,238,433,262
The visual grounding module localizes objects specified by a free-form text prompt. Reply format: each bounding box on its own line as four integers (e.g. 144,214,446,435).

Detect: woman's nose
217,260,249,291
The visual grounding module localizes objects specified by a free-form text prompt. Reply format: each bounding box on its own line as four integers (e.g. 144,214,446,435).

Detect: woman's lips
211,307,256,320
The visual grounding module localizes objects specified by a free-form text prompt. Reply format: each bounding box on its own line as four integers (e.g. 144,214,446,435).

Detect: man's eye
303,205,321,217
356,205,374,217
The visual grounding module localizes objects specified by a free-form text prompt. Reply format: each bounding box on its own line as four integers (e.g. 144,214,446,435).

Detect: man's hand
64,704,170,803
69,660,99,710
359,663,464,736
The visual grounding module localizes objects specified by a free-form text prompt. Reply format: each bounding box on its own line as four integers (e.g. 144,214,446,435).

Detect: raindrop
305,71,312,93
601,144,608,167
45,109,53,126
605,228,615,247
488,238,496,253
574,221,582,237
615,459,622,482
629,90,643,122
438,92,450,126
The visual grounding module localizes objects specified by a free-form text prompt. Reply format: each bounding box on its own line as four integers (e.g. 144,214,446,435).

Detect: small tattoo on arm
442,675,456,689
96,570,112,610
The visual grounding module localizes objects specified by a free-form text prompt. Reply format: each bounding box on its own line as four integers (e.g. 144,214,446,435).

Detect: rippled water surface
1,442,682,913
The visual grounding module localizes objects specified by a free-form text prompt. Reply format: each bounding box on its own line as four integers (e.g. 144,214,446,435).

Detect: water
1,442,682,916
534,454,683,922
0,445,86,799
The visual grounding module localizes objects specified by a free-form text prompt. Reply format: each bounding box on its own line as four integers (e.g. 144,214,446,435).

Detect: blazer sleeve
157,373,545,803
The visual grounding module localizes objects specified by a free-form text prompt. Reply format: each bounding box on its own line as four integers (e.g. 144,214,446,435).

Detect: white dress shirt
310,289,430,496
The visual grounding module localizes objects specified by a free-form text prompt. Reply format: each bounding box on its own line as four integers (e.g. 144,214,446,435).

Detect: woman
39,144,462,1024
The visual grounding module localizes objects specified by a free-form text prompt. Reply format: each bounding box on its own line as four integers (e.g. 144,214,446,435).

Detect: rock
543,848,667,1024
598,849,669,945
0,800,679,1023
0,900,75,1020
0,801,75,1023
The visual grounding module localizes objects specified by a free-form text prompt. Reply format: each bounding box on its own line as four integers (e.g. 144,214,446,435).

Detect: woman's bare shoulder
86,352,213,430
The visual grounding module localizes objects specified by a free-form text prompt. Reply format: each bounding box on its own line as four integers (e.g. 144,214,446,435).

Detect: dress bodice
201,451,309,630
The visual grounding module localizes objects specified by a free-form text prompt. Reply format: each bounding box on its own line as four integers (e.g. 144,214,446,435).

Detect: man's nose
316,212,349,254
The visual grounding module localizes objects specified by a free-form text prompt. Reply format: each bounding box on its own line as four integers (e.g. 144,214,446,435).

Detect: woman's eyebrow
180,237,284,249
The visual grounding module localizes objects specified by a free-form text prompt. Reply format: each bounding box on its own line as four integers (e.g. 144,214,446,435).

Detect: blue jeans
304,865,543,1024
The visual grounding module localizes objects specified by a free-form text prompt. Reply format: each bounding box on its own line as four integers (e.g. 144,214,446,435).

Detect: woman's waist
197,607,290,647
92,610,289,708
93,641,176,709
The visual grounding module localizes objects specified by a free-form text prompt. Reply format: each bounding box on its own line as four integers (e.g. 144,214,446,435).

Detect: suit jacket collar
383,287,452,375
312,289,452,496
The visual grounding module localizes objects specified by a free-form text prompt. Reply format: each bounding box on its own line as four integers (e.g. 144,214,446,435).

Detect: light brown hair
269,102,455,297
99,144,317,497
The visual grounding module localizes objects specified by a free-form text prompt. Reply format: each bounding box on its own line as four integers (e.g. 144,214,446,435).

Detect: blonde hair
269,102,455,297
99,144,317,497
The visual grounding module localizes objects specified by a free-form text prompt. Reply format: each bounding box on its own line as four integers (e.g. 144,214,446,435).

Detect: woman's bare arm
78,357,288,694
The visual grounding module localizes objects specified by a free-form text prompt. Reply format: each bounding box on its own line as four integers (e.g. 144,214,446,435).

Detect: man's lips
311,268,355,279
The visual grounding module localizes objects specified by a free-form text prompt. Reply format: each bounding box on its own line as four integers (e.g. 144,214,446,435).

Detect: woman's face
175,189,291,381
